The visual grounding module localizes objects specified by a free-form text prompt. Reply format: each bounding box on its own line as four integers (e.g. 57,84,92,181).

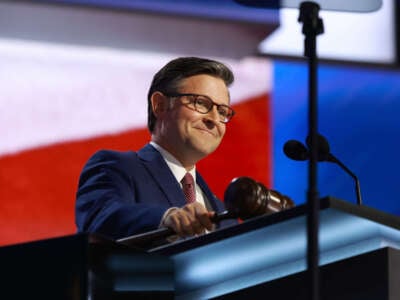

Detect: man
75,57,237,241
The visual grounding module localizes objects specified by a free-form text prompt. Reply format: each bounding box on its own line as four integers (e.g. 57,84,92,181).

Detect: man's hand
162,202,215,237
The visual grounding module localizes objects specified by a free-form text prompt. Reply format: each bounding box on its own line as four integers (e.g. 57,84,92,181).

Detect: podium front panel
151,197,400,299
0,234,174,299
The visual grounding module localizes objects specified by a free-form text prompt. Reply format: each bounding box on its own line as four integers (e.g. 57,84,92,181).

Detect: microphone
283,134,362,205
117,177,295,248
283,140,309,161
283,136,330,162
305,134,334,162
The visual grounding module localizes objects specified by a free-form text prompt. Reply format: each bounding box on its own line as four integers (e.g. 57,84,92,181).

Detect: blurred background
0,0,399,246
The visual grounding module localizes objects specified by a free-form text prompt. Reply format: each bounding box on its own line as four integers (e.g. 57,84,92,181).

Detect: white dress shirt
150,142,210,227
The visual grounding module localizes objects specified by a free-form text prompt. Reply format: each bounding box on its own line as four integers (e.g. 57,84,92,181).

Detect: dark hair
147,57,234,132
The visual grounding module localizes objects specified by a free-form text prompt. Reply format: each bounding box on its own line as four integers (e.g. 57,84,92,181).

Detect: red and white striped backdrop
0,39,272,246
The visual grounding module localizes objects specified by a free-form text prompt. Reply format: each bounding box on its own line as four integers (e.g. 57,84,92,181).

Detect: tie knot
181,172,194,185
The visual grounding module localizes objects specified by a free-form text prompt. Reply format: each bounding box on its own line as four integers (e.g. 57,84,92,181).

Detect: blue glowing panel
105,254,174,291
273,61,400,216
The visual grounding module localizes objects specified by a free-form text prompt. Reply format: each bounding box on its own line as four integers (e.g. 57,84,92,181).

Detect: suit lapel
138,144,186,208
137,144,225,214
196,172,224,213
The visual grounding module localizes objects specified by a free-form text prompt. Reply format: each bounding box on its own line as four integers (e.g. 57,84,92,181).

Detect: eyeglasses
164,93,235,123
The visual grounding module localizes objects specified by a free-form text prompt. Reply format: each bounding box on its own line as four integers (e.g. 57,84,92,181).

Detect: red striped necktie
181,172,196,203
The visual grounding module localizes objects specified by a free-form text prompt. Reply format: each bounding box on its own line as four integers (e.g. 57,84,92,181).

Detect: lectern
0,234,174,299
1,197,399,299
149,197,400,299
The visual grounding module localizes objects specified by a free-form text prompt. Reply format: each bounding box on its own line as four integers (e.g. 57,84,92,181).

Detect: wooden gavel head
223,176,295,220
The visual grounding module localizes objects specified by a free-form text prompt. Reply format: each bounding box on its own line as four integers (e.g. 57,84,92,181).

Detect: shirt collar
150,141,196,184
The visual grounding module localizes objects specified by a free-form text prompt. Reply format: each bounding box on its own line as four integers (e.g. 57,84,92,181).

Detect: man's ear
151,92,168,117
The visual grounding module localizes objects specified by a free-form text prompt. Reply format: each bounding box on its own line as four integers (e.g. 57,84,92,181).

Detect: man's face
153,74,230,167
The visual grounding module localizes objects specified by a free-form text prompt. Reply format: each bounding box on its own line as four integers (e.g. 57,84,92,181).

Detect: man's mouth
195,127,216,137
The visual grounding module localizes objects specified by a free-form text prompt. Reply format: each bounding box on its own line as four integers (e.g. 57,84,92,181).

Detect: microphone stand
298,3,324,300
327,153,363,205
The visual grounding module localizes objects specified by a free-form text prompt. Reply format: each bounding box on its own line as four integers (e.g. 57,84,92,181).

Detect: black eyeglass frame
164,92,235,123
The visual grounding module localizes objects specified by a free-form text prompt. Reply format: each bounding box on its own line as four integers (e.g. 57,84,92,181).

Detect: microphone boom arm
328,154,362,205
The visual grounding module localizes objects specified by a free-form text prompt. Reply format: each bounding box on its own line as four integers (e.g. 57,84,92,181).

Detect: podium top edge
321,196,400,230
151,197,400,256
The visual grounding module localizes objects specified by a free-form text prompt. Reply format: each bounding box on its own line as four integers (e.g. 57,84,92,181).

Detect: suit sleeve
75,150,169,240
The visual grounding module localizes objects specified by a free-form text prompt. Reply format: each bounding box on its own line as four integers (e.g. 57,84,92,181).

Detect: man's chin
186,136,221,156
196,144,219,157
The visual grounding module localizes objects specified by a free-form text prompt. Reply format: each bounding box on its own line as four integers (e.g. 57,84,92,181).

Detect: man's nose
204,106,220,124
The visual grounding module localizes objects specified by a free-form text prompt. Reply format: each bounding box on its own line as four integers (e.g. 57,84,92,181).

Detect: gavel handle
116,210,235,248
117,226,174,248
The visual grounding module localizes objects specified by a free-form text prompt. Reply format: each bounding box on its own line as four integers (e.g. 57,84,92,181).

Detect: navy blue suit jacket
75,144,236,240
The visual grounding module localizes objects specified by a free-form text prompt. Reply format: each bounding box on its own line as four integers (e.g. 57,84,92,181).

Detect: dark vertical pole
307,36,320,300
298,2,324,300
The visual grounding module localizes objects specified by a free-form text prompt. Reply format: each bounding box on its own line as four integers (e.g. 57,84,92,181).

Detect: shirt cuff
159,207,179,228
159,207,180,242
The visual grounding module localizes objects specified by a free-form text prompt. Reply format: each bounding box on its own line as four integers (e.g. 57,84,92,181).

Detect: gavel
224,176,294,220
117,177,295,248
